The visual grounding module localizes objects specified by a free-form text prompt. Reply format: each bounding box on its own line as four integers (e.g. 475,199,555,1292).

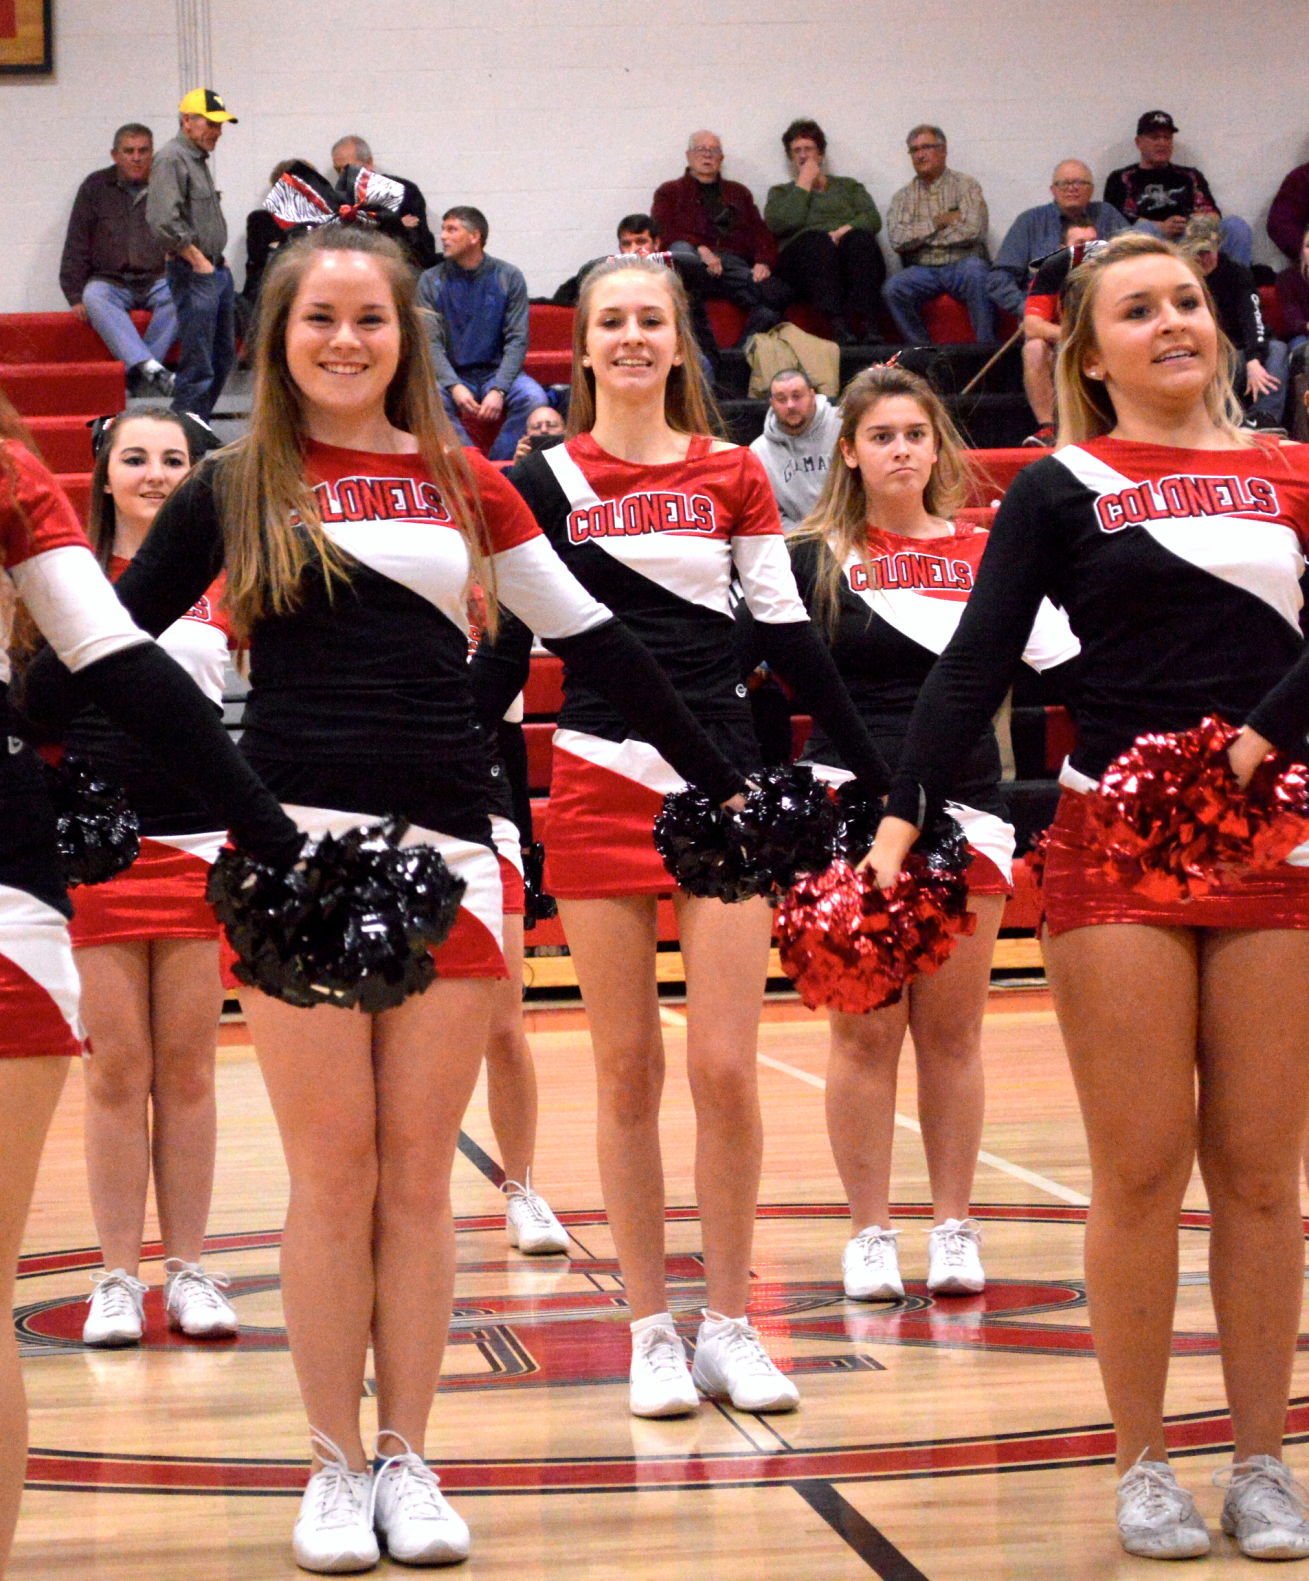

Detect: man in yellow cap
147,89,239,418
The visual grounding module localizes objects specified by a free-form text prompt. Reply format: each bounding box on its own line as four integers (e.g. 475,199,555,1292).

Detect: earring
1086,369,1103,380
582,356,591,367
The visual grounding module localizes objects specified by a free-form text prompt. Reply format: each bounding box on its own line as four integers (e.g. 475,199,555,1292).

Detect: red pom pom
776,856,975,1014
1085,716,1309,902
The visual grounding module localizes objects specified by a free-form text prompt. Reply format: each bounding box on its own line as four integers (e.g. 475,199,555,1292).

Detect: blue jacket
417,253,530,391
986,200,1128,315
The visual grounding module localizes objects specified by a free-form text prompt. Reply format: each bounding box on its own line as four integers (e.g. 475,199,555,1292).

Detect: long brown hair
216,226,496,636
790,364,973,636
566,256,722,438
1054,231,1249,446
86,407,195,571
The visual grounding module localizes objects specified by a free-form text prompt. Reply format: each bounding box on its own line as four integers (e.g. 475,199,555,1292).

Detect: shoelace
1119,1455,1189,1521
501,1169,557,1232
304,1429,370,1531
88,1269,147,1315
852,1227,899,1265
709,1318,776,1378
1214,1458,1309,1523
635,1326,688,1381
164,1260,232,1311
370,1433,447,1525
932,1219,981,1267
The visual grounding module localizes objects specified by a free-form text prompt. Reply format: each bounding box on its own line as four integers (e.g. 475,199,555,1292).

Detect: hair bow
264,160,404,233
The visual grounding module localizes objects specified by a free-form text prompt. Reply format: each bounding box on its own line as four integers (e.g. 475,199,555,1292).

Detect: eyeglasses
909,141,944,153
1052,179,1093,190
688,146,722,157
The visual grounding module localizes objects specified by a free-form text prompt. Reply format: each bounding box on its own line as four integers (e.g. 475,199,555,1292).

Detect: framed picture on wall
0,0,52,75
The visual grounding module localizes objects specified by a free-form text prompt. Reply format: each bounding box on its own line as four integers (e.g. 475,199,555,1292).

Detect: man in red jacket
651,131,790,343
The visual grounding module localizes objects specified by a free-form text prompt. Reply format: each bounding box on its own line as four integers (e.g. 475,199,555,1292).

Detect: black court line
791,1480,930,1580
457,1129,505,1189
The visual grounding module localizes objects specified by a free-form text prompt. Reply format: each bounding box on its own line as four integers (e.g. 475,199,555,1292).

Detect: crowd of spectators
57,98,1309,452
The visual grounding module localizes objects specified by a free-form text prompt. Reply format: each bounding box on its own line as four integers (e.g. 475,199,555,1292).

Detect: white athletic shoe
926,1218,986,1295
293,1431,378,1575
502,1170,569,1255
82,1268,148,1347
163,1259,238,1338
1116,1455,1211,1560
692,1310,799,1413
1217,1455,1309,1559
371,1432,470,1565
629,1316,698,1418
842,1225,904,1301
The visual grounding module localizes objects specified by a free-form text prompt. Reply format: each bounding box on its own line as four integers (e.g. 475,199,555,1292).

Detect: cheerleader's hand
857,814,919,890
1228,725,1274,789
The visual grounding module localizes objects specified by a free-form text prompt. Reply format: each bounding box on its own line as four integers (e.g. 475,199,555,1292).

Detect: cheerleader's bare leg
826,999,909,1232
484,915,538,1183
1043,922,1200,1471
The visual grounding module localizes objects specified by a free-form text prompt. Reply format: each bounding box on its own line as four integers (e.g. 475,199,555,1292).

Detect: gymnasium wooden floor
11,981,1309,1579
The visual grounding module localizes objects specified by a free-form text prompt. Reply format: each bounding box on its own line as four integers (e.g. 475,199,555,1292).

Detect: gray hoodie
749,395,842,534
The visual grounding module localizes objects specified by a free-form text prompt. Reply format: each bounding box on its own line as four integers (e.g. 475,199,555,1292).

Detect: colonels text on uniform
1095,471,1278,532
567,490,717,542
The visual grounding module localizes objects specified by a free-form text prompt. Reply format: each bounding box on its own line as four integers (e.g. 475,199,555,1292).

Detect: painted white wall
4,0,1308,313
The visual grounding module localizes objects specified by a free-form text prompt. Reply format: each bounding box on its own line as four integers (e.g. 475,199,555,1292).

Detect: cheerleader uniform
80,441,747,976
790,523,1080,893
67,562,235,947
885,439,1309,932
2,444,297,1055
481,434,892,898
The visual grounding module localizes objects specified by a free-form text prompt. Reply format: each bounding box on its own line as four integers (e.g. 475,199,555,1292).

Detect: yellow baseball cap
179,88,238,124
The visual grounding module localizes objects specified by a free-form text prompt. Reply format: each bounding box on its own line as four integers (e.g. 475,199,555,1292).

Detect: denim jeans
166,260,235,420
81,276,177,370
884,256,995,343
441,371,548,461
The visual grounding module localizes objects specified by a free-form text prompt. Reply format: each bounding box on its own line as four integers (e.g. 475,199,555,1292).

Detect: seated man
1182,214,1288,431
60,123,176,396
748,368,840,533
511,403,565,463
987,160,1127,319
652,130,788,342
419,206,547,461
885,125,993,345
1104,111,1252,265
1269,158,1309,264
330,133,437,271
1019,221,1102,446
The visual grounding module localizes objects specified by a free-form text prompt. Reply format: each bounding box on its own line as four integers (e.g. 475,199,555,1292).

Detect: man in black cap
1104,111,1252,265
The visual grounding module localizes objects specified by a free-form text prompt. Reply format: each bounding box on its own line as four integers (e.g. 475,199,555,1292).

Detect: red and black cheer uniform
885,439,1309,932
2,444,297,1055
475,434,892,898
790,524,1080,893
72,441,749,977
66,560,235,947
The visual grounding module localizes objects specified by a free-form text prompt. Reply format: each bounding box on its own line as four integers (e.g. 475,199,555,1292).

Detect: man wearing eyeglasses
885,126,993,345
985,160,1128,320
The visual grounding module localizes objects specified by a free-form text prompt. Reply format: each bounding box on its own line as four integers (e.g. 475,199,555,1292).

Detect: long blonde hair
566,256,722,438
215,226,495,636
1054,231,1249,446
790,364,973,636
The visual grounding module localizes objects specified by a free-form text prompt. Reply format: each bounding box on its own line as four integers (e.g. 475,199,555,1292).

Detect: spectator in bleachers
1104,111,1253,266
764,118,885,346
1182,213,1288,431
884,125,993,346
1275,223,1309,361
986,160,1128,320
1019,221,1102,446
239,159,315,349
330,134,437,272
748,368,841,533
1268,160,1309,264
60,124,177,398
511,402,565,463
651,131,787,345
418,205,547,461
147,88,239,421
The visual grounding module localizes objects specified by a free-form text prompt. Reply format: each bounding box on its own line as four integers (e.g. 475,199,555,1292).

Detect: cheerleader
0,393,301,1574
27,227,757,1573
475,255,893,1420
866,233,1309,1561
785,364,1079,1301
66,408,240,1347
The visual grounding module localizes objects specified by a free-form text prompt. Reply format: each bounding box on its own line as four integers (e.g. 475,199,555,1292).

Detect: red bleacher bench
1,363,126,416
27,415,95,472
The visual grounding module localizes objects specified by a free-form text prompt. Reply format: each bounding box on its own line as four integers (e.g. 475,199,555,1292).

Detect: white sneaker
842,1225,904,1301
926,1218,985,1295
1116,1455,1211,1559
293,1431,378,1574
371,1432,470,1565
1217,1455,1309,1559
163,1258,238,1338
629,1315,698,1418
692,1310,799,1413
82,1268,147,1346
502,1169,569,1255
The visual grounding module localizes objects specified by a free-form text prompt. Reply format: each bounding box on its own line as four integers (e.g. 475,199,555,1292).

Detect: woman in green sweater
765,118,886,345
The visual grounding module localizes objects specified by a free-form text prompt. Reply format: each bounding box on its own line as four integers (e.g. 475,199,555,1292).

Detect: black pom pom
918,814,975,876
653,788,768,903
43,754,140,888
522,840,557,929
734,765,839,889
207,817,466,1012
833,782,883,862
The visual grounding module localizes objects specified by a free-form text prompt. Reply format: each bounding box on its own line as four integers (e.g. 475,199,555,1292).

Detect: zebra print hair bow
264,160,404,232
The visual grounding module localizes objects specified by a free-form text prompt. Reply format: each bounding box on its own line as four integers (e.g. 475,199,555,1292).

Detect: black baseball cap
1136,111,1178,135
